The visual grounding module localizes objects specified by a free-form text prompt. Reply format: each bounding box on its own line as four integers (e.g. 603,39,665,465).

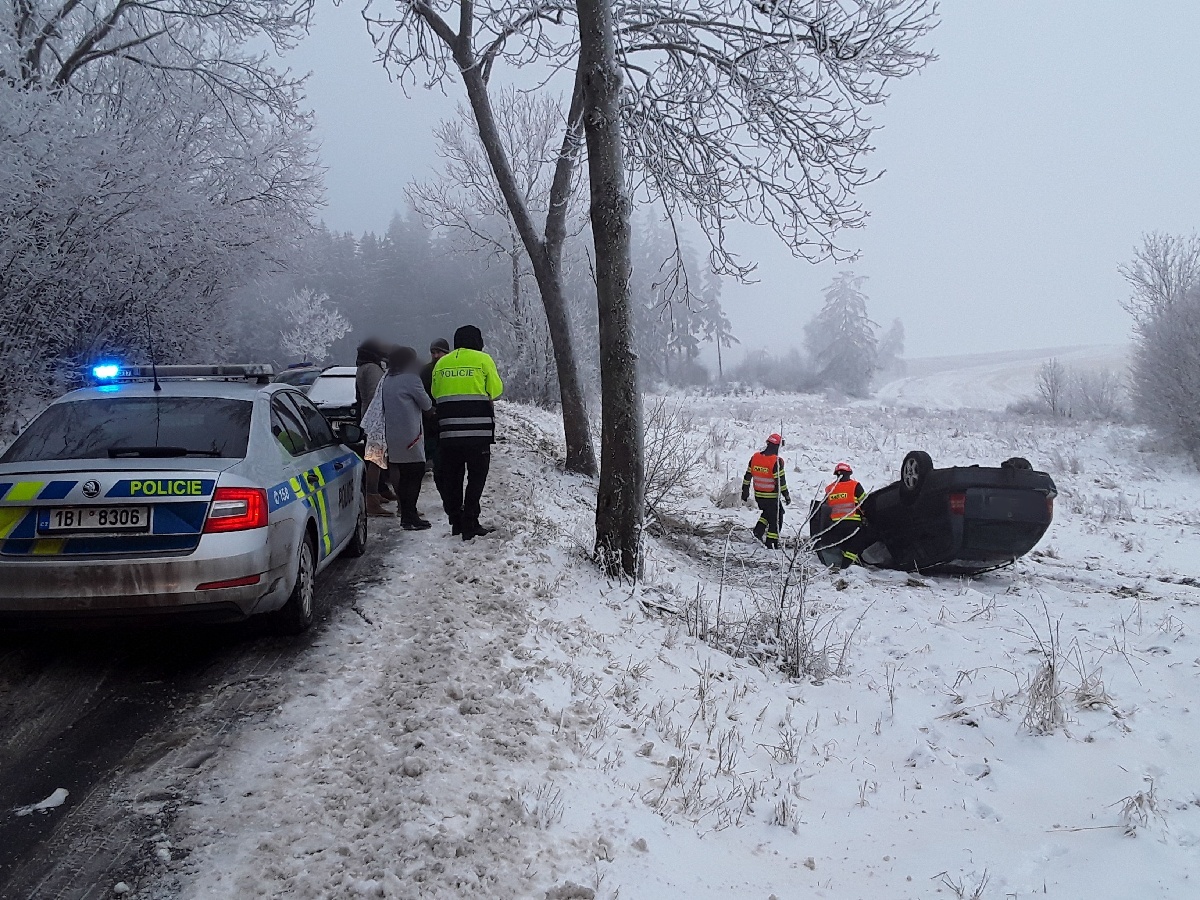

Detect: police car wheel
344,497,368,558
277,535,316,634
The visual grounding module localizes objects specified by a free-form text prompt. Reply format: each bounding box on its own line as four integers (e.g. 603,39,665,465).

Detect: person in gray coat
381,346,434,529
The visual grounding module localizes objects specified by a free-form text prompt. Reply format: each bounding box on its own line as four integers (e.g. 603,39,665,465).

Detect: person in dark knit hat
429,326,503,540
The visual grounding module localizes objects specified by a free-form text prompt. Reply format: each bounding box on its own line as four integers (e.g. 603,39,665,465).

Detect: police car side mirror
337,423,364,446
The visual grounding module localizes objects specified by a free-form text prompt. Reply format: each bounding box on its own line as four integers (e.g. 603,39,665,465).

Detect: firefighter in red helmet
741,433,791,549
821,461,868,568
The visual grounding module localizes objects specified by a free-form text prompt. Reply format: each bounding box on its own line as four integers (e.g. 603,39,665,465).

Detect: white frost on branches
0,0,320,416
278,290,352,364
362,0,936,274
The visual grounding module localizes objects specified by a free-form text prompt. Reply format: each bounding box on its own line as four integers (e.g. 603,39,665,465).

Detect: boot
402,516,432,531
449,513,462,536
366,494,392,517
379,481,397,502
461,519,493,541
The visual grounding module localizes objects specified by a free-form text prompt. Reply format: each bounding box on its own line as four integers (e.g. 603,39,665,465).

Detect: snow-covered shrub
1122,233,1200,460
643,398,707,523
687,540,864,681
278,290,351,364
1011,360,1128,422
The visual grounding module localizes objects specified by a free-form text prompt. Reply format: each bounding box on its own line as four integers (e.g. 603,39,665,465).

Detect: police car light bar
89,364,275,384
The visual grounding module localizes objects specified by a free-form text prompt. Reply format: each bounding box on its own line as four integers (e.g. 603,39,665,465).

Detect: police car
0,364,368,631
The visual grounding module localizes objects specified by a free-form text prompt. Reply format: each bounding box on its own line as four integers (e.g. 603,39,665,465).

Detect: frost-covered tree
876,318,906,378
0,0,318,418
278,291,351,364
1121,233,1200,460
629,218,735,387
1035,358,1068,417
804,272,878,397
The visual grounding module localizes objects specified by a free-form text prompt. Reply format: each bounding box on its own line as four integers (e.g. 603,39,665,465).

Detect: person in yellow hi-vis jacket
741,433,790,549
430,325,504,541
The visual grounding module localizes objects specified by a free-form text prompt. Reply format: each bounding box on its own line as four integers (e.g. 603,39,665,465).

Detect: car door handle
333,461,346,471
306,473,321,486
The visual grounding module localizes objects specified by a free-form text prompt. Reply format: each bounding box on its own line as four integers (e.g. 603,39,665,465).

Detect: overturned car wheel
899,450,933,504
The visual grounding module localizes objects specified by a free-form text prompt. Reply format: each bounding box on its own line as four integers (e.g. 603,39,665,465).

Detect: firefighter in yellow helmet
821,461,868,569
741,433,790,549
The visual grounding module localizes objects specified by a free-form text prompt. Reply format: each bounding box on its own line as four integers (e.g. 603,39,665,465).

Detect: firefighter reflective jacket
743,451,789,499
824,478,866,521
431,348,504,445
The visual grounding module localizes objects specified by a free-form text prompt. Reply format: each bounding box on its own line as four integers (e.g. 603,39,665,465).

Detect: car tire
276,534,316,634
899,450,933,504
343,496,368,558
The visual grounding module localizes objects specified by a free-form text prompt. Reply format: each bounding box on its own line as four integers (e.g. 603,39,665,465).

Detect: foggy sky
287,1,1200,359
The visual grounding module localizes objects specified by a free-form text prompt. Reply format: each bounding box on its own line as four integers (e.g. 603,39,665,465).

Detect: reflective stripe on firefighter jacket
743,452,788,499
824,478,865,521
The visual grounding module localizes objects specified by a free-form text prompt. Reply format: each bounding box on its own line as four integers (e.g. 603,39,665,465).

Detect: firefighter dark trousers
826,519,869,568
754,497,784,549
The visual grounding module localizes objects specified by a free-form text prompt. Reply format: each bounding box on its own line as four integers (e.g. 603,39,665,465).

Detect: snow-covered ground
877,345,1127,410
157,361,1199,900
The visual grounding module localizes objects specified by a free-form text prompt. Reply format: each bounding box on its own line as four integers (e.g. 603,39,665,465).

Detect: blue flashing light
92,363,121,380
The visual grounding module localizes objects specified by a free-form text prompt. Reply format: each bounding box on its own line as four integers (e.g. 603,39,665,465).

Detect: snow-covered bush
643,398,707,523
1009,359,1127,422
1122,232,1200,460
686,540,864,681
278,290,351,364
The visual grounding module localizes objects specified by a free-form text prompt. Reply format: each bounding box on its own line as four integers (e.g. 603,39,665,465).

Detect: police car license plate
39,506,151,533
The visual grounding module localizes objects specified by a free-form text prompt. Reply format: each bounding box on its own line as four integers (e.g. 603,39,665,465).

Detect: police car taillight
204,487,268,533
948,492,966,516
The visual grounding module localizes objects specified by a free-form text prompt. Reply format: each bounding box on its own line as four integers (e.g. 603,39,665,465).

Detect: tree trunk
458,65,598,476
576,0,642,576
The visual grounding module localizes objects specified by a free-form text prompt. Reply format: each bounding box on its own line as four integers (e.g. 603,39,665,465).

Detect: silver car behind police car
0,365,368,631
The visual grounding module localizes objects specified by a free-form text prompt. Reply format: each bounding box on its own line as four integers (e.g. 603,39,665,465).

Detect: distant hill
877,345,1128,411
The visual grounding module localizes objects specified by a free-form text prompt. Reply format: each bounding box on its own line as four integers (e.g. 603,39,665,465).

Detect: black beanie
453,325,484,351
430,337,450,354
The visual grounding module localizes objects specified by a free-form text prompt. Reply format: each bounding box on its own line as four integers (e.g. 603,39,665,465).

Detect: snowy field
154,362,1199,900
877,345,1127,411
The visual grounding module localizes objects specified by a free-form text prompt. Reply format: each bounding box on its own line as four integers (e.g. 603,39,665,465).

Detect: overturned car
811,451,1057,576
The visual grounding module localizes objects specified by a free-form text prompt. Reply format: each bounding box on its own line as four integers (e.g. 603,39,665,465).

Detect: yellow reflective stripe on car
31,539,65,556
309,467,332,556
287,467,332,557
5,482,44,502
0,508,28,539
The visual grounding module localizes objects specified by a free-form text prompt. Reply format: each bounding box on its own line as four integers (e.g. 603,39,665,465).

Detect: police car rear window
1,398,254,463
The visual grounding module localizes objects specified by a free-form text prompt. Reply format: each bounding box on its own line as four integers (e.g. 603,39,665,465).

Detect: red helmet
834,461,853,475
767,433,783,446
